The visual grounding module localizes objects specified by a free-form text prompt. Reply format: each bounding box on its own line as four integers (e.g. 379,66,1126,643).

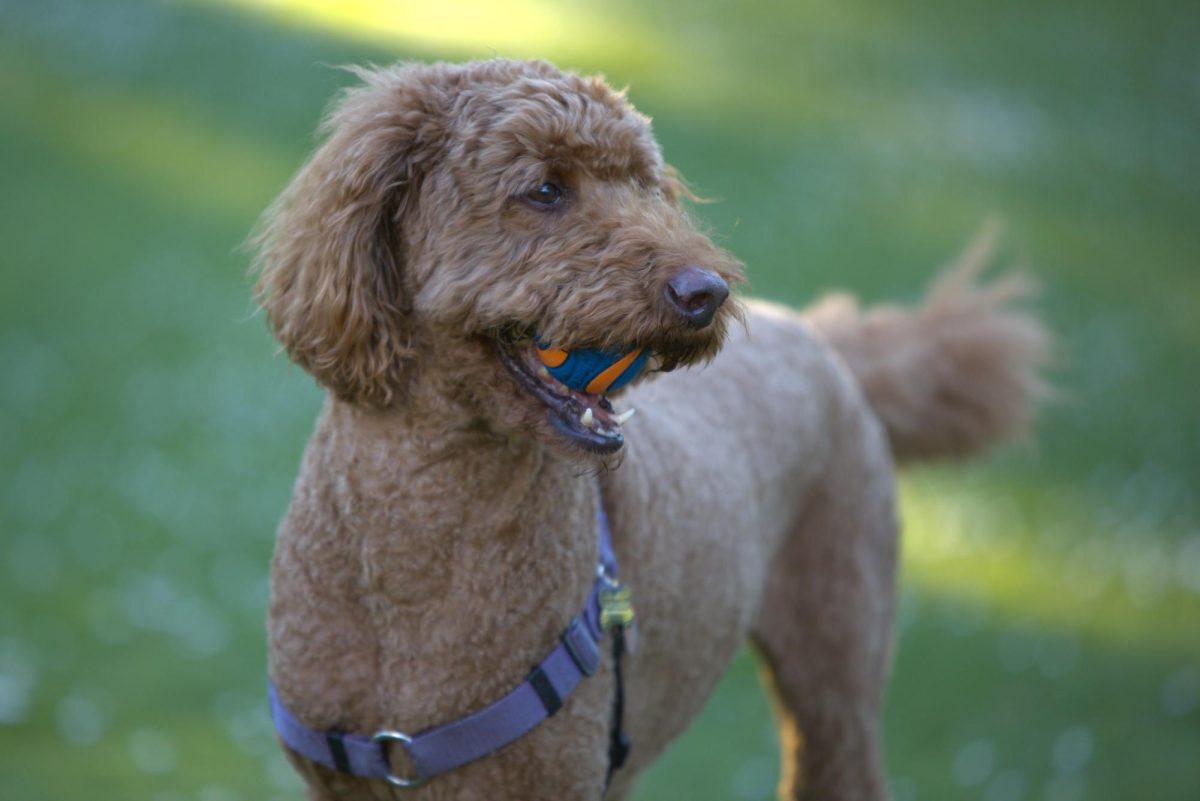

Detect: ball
536,343,650,395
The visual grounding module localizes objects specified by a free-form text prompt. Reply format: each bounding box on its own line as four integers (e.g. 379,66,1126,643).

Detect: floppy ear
252,64,445,407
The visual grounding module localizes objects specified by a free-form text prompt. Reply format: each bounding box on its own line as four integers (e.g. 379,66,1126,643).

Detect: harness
268,501,635,789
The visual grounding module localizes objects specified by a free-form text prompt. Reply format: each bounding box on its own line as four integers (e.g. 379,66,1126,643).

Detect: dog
252,58,1047,800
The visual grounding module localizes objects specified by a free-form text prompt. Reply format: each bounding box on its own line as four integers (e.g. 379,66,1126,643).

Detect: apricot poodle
252,58,1047,800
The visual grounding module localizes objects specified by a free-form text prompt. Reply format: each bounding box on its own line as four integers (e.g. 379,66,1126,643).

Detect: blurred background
2,0,1198,798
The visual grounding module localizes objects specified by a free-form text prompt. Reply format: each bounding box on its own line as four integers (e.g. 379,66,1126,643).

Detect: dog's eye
525,182,564,208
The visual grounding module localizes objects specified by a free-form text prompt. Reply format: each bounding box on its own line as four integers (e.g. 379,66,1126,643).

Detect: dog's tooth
538,366,550,379
646,355,663,372
613,408,637,425
580,408,594,428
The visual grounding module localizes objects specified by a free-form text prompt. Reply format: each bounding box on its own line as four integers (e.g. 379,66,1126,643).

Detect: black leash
605,626,631,789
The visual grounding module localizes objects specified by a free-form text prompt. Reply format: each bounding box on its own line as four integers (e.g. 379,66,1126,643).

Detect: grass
1,0,1197,798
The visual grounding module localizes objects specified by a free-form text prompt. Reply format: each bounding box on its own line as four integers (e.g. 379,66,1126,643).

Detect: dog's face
254,59,744,457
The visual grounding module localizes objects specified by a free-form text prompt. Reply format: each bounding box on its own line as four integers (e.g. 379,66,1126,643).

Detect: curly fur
253,58,1047,801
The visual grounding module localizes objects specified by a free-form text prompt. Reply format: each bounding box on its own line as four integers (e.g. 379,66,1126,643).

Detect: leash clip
599,582,635,631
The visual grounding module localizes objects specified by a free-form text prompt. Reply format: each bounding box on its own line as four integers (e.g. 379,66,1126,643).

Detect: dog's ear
252,64,446,407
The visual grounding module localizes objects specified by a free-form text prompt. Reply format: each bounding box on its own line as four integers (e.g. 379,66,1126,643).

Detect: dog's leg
751,390,898,801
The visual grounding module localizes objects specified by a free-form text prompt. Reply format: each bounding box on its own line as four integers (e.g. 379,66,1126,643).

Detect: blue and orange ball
535,342,650,395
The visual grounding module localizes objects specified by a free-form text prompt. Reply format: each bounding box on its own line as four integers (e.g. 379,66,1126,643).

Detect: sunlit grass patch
900,471,1200,655
203,0,674,71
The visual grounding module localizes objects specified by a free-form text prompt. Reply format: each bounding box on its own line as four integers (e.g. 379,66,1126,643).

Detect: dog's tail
806,230,1051,463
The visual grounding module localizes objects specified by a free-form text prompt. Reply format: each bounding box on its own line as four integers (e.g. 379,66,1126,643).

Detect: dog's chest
268,451,601,742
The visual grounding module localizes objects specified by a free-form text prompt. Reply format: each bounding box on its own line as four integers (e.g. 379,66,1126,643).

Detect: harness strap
268,497,633,788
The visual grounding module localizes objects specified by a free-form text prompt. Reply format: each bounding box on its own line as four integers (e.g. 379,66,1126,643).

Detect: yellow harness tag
599,584,635,630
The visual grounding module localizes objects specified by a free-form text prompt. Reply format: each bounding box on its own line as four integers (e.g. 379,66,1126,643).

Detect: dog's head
254,59,744,456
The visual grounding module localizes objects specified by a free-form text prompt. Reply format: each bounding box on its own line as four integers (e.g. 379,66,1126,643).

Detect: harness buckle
372,730,426,788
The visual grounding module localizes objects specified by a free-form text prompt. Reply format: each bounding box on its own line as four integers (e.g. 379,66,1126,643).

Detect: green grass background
2,0,1198,798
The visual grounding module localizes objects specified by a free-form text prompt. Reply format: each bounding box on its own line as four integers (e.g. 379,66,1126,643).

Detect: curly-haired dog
253,59,1047,800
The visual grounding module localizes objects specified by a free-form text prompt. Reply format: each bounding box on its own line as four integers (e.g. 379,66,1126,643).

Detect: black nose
664,267,730,329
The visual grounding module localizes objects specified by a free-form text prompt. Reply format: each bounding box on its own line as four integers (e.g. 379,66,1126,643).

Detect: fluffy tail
806,232,1051,463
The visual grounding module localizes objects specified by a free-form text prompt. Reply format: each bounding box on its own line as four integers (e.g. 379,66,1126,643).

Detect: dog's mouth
496,340,650,454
